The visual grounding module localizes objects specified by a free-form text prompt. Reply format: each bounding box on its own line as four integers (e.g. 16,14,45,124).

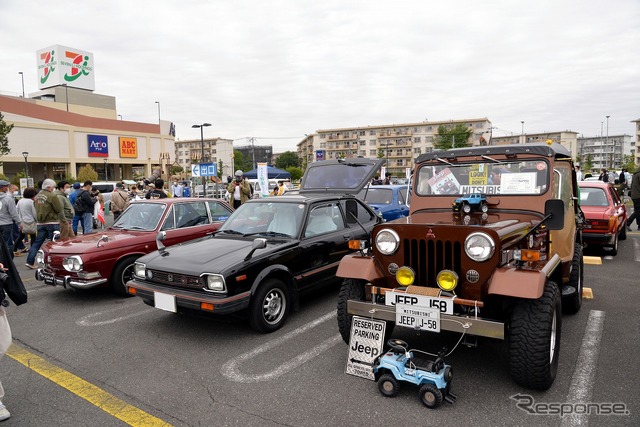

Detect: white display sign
345,316,386,380
36,45,96,91
257,163,270,197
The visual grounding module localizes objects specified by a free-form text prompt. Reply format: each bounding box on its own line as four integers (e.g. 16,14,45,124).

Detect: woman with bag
15,187,37,255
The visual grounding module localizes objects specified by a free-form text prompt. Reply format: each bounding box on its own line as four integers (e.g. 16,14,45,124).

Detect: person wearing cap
227,170,250,209
53,180,74,239
110,182,130,221
25,179,65,269
0,180,21,257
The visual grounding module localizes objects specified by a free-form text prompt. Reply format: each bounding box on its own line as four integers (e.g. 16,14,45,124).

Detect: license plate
154,291,177,312
385,290,454,314
395,303,440,332
43,275,54,286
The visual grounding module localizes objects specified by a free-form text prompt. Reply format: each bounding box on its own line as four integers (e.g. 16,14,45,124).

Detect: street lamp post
18,72,25,97
22,152,29,182
605,115,610,169
117,114,122,120
521,121,525,142
155,101,161,125
192,123,212,192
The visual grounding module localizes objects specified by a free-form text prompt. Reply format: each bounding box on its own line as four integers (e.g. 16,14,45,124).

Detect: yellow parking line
6,343,171,427
583,256,602,265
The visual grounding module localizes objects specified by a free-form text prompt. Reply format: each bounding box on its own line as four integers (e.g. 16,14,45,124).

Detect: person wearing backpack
25,179,65,269
72,181,96,235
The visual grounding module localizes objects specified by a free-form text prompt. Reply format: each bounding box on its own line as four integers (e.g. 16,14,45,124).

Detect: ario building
0,45,175,183
297,118,492,176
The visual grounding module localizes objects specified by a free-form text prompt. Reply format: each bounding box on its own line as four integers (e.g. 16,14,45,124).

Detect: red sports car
578,181,628,255
35,197,232,295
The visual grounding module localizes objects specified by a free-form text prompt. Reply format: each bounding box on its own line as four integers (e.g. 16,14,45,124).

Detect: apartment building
576,134,634,171
491,131,579,159
631,118,640,166
174,138,234,178
297,118,492,176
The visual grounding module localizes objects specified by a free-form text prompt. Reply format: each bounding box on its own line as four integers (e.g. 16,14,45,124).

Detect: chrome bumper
347,300,505,340
36,268,108,289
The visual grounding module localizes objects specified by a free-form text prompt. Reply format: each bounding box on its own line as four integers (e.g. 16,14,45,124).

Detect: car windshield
358,188,393,204
579,187,609,207
303,162,378,190
219,201,305,238
111,202,166,231
415,159,550,196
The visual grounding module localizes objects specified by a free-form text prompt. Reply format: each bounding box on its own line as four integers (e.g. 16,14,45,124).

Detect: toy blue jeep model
374,339,456,408
452,193,488,213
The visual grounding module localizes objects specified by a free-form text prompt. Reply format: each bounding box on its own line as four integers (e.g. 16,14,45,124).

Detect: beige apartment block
174,138,234,179
297,118,492,176
491,131,579,160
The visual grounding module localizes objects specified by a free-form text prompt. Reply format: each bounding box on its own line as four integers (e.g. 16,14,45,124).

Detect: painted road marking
6,343,171,426
635,239,640,262
76,305,155,326
221,310,341,383
583,256,601,265
561,310,606,427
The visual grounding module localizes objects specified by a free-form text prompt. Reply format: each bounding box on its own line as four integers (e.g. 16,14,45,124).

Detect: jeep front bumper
347,300,505,340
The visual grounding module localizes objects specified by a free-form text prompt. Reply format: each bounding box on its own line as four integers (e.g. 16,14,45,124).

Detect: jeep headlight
202,274,226,293
375,229,400,255
133,262,147,279
62,255,83,272
35,250,45,266
465,232,495,262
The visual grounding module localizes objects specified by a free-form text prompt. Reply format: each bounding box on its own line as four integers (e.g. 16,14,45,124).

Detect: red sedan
578,181,628,255
35,197,232,295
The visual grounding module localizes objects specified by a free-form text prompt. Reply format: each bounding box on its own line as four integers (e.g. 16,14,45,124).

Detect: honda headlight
202,274,226,293
133,262,147,279
63,255,83,272
465,232,495,262
375,229,400,255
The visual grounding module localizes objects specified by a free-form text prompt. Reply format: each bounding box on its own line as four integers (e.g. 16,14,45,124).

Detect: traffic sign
191,163,217,177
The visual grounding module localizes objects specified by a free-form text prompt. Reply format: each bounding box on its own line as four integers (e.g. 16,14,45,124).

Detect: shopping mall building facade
0,45,175,184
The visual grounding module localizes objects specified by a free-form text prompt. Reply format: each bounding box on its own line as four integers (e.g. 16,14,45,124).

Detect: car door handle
343,234,351,241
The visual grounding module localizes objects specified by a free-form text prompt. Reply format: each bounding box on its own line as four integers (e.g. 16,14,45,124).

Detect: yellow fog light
437,270,458,291
395,266,415,286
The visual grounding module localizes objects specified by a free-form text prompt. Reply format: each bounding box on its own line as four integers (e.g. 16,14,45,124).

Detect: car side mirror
96,234,108,248
544,199,565,230
52,231,61,242
245,238,267,261
156,231,167,253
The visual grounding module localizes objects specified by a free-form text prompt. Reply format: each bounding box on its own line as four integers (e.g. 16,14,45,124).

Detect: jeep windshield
415,159,550,196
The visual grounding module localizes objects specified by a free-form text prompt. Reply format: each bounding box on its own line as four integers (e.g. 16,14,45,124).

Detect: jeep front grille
403,239,462,288
148,269,202,290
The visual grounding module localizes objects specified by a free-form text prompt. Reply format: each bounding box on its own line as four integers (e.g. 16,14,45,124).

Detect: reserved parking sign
345,316,386,380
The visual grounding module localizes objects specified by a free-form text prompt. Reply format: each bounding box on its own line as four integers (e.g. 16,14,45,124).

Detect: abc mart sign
36,45,95,91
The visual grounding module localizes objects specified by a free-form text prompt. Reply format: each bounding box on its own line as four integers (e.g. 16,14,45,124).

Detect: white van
248,179,292,198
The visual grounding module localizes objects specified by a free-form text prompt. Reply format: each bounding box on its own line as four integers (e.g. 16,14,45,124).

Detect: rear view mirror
346,199,358,224
544,199,565,230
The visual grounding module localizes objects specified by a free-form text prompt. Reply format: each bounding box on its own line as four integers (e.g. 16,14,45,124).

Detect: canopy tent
242,166,291,179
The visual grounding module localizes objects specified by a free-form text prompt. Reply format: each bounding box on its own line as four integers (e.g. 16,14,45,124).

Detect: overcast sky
1,0,639,152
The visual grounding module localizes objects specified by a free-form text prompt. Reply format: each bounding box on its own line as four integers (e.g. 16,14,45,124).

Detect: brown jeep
337,142,584,390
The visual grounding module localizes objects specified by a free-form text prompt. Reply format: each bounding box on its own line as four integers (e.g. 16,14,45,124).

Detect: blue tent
242,166,291,179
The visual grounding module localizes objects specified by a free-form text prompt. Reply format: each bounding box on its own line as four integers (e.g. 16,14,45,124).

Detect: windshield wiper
243,231,291,238
128,226,148,230
218,229,243,235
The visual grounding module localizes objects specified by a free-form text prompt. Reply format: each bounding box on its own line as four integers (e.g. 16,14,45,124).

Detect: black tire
378,373,400,397
462,203,471,214
562,243,583,314
509,280,561,390
418,383,443,408
110,257,137,296
337,279,366,344
249,279,289,333
619,223,627,241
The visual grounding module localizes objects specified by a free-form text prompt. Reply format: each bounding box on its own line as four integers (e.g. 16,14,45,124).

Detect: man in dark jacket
626,170,640,231
73,181,96,236
145,178,167,199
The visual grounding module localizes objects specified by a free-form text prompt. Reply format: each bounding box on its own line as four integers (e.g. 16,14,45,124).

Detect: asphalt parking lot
1,227,638,426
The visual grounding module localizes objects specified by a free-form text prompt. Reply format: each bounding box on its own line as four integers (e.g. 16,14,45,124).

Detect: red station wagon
35,198,233,295
578,181,628,255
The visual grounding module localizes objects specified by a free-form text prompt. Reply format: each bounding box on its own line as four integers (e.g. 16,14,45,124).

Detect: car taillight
588,219,610,231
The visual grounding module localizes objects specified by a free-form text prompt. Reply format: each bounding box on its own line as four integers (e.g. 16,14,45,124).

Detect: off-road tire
378,373,400,397
110,257,137,297
562,243,583,314
462,203,471,214
337,279,365,344
418,383,443,408
481,203,489,213
508,280,561,390
249,279,289,333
